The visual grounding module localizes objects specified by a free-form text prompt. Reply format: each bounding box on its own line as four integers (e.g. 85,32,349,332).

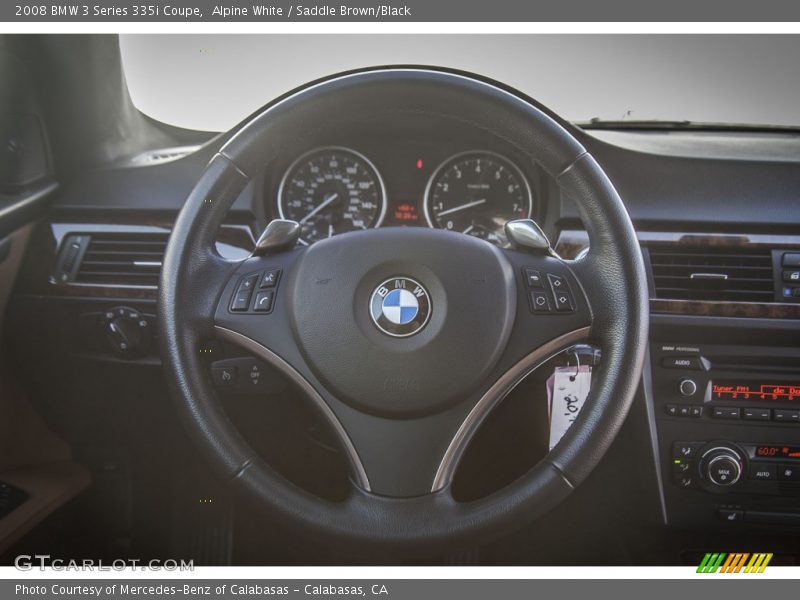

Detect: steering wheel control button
230,289,252,311
260,269,281,288
211,365,237,387
547,273,566,289
712,406,740,419
369,277,431,337
529,290,551,312
523,268,543,288
238,273,259,292
230,273,259,311
690,405,704,417
544,273,575,313
253,291,275,312
553,290,574,311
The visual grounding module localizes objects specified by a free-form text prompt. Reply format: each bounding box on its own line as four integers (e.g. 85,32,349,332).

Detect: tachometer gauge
278,147,387,244
424,151,533,246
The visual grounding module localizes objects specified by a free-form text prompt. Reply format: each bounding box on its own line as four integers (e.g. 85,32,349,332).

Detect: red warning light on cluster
416,159,424,170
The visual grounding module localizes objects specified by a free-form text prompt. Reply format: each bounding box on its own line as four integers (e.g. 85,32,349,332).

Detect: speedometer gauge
278,147,387,244
424,151,533,247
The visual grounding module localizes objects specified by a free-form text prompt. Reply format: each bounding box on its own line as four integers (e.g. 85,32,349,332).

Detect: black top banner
4,0,800,22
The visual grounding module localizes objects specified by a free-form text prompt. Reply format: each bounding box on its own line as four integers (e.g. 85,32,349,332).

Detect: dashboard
5,72,800,563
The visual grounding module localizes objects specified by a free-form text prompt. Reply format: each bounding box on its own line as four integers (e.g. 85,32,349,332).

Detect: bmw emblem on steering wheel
370,276,432,337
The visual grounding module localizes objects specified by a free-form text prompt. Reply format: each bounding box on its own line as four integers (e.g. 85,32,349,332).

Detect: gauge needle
437,198,486,217
328,223,334,238
300,192,339,224
462,224,475,235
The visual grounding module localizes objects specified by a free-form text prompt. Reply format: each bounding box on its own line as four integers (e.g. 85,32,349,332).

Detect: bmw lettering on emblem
370,277,431,337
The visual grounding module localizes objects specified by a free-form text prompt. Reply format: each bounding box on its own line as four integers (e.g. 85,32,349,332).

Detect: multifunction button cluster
781,252,800,300
522,267,575,314
230,268,282,313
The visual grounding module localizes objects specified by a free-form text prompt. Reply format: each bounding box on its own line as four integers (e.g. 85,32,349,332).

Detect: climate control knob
700,447,743,487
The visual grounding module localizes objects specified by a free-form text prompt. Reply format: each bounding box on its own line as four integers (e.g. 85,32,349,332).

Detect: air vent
129,145,200,166
73,232,168,287
646,245,775,302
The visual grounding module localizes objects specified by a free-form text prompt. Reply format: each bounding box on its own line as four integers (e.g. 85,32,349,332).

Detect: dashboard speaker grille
646,245,775,302
74,232,169,287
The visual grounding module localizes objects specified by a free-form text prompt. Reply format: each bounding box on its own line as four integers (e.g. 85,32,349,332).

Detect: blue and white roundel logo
382,288,419,325
370,277,431,337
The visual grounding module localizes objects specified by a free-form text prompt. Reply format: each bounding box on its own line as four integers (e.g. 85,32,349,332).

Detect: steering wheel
159,68,648,552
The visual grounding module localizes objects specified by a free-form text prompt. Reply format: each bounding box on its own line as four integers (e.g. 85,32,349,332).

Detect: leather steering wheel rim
158,68,649,553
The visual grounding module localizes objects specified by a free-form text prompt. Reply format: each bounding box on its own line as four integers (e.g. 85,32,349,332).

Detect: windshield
120,34,800,132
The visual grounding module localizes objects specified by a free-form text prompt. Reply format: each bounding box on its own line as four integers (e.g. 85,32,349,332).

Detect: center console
651,340,800,529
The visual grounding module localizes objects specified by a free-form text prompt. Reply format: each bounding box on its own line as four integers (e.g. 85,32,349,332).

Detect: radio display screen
755,445,800,459
712,381,800,402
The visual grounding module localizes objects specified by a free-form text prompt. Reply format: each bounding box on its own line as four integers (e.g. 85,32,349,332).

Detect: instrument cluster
271,141,541,247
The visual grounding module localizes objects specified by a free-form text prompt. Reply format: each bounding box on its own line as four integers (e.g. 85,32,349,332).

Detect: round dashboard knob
679,379,697,397
103,306,151,358
701,448,743,487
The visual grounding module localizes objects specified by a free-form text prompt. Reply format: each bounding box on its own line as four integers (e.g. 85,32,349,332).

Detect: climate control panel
671,440,799,494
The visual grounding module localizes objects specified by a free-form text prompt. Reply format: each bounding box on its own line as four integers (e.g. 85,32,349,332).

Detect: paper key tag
547,365,592,451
